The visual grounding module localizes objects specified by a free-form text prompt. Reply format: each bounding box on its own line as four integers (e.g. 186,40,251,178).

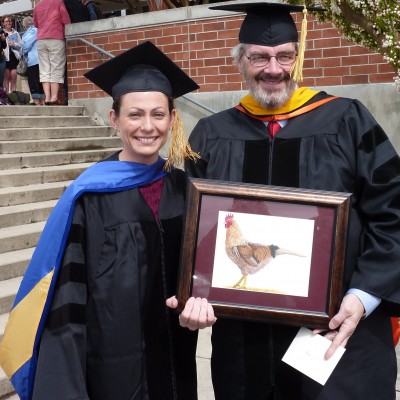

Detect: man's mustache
255,72,291,82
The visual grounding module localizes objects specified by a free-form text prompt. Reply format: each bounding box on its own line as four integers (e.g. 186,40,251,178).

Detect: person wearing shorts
33,0,71,105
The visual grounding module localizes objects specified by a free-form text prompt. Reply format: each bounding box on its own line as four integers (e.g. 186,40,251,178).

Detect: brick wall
66,12,395,101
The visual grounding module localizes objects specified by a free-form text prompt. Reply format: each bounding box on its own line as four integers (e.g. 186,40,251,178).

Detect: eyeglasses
3,20,12,23
245,52,297,67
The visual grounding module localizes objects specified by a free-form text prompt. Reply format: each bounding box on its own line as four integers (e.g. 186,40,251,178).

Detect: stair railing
66,37,216,115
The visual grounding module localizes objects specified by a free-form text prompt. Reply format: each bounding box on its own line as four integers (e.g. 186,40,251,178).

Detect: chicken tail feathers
274,246,306,258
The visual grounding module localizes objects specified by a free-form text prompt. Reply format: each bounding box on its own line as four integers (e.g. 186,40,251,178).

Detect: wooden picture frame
176,178,351,329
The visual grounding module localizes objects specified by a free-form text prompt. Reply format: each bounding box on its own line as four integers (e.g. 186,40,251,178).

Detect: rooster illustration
224,213,304,289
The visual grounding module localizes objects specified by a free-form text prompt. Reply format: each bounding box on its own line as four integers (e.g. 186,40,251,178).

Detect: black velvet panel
56,262,86,288
358,125,388,153
271,138,301,187
372,156,400,184
47,303,86,330
243,139,269,184
68,223,86,244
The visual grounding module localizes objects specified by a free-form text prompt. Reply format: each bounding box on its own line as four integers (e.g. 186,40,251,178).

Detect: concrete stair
0,105,121,399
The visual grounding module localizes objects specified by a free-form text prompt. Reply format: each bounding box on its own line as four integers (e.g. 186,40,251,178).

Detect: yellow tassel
290,5,308,82
164,111,200,170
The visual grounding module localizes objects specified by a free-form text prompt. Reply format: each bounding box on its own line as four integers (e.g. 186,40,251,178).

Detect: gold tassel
290,5,308,82
164,110,200,170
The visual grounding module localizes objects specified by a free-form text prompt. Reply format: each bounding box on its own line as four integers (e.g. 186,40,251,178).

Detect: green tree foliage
288,0,400,90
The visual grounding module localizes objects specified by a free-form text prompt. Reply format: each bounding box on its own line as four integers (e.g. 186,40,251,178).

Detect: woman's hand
166,296,217,331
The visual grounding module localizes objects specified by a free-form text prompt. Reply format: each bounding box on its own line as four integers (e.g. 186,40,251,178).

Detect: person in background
33,0,71,105
22,17,45,106
0,29,6,89
81,0,101,20
0,41,216,400
64,0,90,23
1,16,22,93
185,2,400,399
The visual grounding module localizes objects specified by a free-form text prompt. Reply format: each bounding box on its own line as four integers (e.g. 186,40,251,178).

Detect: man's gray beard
244,72,297,110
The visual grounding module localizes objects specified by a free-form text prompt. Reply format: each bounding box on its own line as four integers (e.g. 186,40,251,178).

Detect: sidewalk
196,328,400,400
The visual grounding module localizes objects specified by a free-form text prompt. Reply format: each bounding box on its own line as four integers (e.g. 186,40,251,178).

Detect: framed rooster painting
176,178,351,329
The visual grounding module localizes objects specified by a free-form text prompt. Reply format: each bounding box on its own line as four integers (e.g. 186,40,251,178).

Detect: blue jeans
0,56,6,89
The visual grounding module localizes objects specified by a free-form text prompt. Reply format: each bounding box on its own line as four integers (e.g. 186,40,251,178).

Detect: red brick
204,57,226,67
303,67,324,77
342,55,370,66
307,29,322,39
204,39,226,50
205,75,227,84
191,59,204,68
103,42,122,53
162,26,182,36
74,61,89,70
370,73,397,83
157,35,175,45
378,63,395,73
218,29,239,39
226,73,244,83
342,75,369,84
225,18,243,30
199,48,220,59
321,28,340,38
196,31,222,41
369,53,386,64
163,43,183,54
324,66,351,76
220,82,242,91
314,38,342,49
305,49,322,59
351,46,372,55
315,58,341,68
197,66,219,76
125,32,145,42
219,65,239,75
315,76,342,86
351,64,377,75
189,42,204,51
189,24,204,34
200,83,220,92
303,59,315,69
323,46,349,58
202,21,226,32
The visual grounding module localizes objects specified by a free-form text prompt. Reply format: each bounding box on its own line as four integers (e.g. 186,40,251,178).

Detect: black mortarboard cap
84,41,199,100
210,2,324,46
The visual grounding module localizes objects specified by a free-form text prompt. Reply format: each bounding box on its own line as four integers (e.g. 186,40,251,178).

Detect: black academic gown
33,155,198,400
186,92,400,400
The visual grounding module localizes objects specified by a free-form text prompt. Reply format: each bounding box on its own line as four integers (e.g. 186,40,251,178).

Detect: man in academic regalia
185,3,400,399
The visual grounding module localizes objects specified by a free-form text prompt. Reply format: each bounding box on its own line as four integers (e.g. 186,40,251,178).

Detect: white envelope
282,327,346,385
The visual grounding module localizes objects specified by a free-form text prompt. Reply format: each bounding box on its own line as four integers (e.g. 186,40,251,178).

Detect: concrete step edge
0,276,23,301
0,248,35,267
0,137,118,144
0,221,46,241
0,163,92,176
0,200,57,216
0,181,72,196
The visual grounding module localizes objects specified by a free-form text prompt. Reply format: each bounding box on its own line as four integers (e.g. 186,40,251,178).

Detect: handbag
16,56,27,77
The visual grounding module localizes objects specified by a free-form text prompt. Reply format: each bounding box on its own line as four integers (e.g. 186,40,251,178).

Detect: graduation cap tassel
290,5,308,82
164,111,200,170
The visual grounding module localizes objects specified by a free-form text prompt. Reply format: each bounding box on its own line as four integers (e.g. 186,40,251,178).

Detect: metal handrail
66,37,216,115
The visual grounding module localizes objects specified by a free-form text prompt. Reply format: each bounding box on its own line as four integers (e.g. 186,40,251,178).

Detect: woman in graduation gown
3,41,216,400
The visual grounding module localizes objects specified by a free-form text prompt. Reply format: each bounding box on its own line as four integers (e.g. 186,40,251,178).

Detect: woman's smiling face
110,91,175,164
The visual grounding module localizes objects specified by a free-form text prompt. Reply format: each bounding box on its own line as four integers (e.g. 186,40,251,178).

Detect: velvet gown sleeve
32,198,89,400
338,100,400,310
